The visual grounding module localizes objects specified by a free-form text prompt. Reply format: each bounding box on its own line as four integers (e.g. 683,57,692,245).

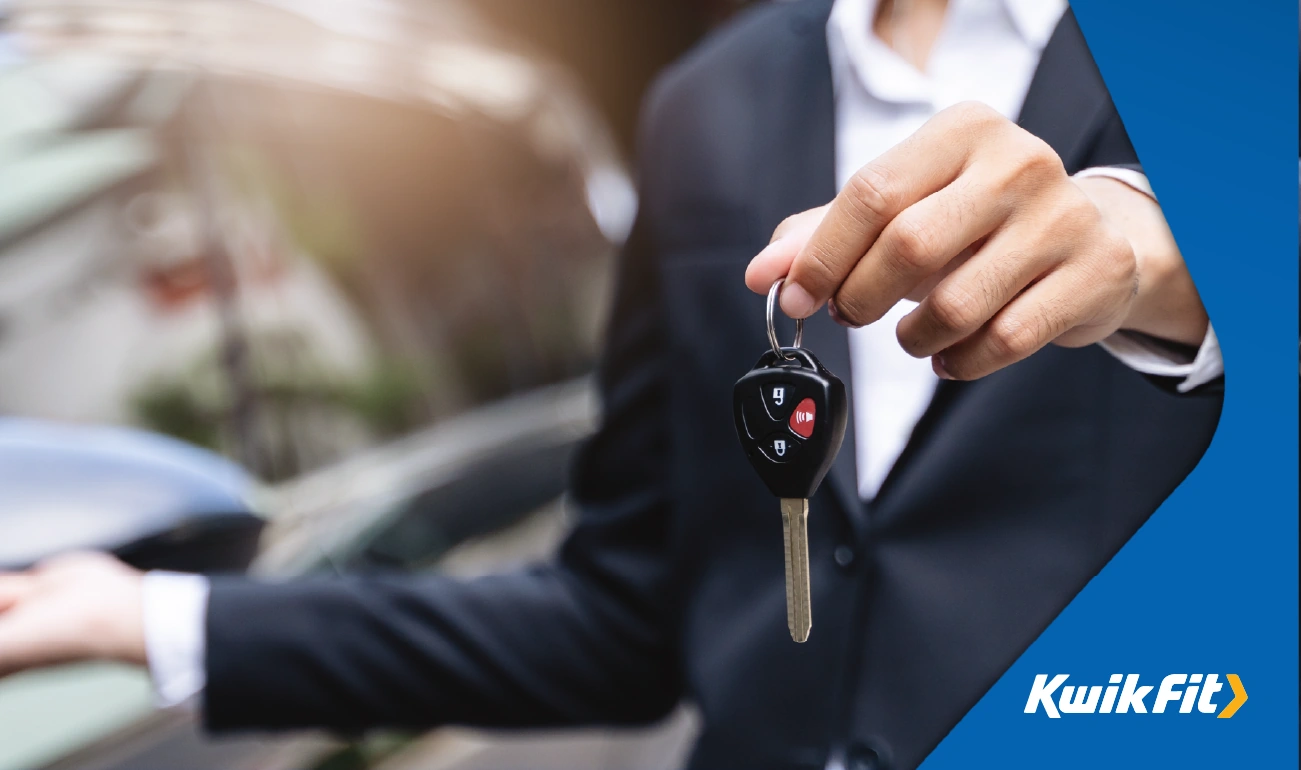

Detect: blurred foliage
339,361,430,439
201,92,609,414
131,329,435,481
104,51,612,484
132,379,222,452
222,143,365,276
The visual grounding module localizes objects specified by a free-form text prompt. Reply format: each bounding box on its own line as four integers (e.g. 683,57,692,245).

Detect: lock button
759,432,802,463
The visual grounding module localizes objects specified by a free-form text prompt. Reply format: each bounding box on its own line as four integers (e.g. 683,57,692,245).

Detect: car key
732,280,848,642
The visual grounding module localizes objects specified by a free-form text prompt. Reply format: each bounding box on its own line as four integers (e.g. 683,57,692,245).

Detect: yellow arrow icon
1217,674,1247,718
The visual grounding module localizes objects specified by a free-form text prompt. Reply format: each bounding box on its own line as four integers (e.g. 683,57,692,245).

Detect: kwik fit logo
1025,674,1248,718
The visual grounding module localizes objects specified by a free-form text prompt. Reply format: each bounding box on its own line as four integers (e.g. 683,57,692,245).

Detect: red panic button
789,398,816,438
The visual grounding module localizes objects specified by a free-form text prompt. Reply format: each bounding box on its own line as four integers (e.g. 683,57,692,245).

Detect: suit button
846,741,886,770
833,544,855,569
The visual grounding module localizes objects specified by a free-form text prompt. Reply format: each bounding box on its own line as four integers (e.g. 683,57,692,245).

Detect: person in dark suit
0,2,1222,768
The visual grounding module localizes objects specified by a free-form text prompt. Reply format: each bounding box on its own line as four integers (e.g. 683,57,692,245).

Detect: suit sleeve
203,89,684,734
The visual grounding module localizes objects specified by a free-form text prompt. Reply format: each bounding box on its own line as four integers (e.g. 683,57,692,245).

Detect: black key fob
732,281,847,644
733,346,848,499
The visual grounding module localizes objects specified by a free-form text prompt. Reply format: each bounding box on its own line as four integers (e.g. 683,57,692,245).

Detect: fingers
746,102,1144,383
744,206,827,295
0,576,35,614
907,198,1135,380
895,224,1050,357
931,276,1076,380
0,576,39,678
780,103,1001,318
830,172,1012,327
930,253,1130,380
0,555,148,678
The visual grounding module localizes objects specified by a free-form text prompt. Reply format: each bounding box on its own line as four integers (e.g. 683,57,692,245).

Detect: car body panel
0,664,153,770
0,418,259,570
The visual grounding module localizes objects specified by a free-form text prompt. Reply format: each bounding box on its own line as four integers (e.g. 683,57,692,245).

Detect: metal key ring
767,279,804,359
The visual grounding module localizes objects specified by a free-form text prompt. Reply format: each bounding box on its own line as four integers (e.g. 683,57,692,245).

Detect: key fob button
788,397,817,438
761,382,797,420
759,432,802,463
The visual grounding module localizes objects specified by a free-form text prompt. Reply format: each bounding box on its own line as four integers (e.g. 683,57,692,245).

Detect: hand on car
746,101,1208,381
0,552,146,678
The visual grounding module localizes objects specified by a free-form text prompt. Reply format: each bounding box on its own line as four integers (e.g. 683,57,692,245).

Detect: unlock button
761,382,797,420
759,432,802,463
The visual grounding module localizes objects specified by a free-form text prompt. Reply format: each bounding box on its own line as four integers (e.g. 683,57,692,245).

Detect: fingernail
932,355,955,380
827,299,859,328
779,281,817,318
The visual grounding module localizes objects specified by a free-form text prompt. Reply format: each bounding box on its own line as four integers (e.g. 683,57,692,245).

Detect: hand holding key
733,281,848,642
745,102,1208,381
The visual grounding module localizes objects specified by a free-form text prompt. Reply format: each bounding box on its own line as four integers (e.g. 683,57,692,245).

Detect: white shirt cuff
1098,324,1223,393
141,572,210,710
1074,166,1154,199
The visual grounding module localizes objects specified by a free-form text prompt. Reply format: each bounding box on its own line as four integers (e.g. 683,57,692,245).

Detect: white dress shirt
142,0,1224,707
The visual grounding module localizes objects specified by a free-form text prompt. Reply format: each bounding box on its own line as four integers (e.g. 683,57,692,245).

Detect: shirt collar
827,0,1068,103
1002,0,1068,50
828,0,930,104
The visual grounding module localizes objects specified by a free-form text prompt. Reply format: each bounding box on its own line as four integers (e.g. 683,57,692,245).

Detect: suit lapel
1015,9,1114,171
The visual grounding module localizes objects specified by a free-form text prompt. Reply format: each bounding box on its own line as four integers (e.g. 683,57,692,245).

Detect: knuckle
792,245,841,290
1075,228,1135,289
887,214,943,273
844,163,900,225
1012,136,1065,182
950,100,1001,128
988,314,1044,360
940,354,976,380
928,285,984,335
832,290,873,327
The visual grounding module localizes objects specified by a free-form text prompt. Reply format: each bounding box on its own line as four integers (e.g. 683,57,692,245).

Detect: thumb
744,206,829,296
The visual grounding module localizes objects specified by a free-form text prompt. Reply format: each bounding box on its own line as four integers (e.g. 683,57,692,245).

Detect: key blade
780,497,812,642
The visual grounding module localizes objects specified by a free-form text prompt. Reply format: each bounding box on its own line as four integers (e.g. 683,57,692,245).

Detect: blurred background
0,0,759,768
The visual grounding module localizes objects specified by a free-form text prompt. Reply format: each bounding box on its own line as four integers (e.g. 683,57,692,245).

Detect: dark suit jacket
204,4,1222,769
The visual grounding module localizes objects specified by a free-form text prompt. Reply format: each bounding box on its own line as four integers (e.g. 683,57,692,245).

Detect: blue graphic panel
924,1,1299,767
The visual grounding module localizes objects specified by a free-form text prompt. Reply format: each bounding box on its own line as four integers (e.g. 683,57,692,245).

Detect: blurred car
0,391,703,770
0,0,697,768
0,379,602,770
1,0,632,481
